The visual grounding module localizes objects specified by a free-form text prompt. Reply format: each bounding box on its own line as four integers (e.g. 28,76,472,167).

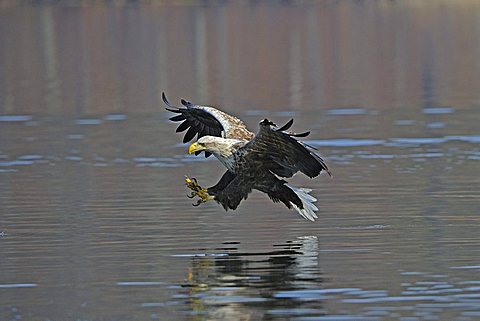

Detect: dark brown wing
206,170,312,220
164,93,227,157
242,119,331,178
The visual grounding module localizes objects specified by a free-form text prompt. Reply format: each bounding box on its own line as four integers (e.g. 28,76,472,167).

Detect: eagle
164,93,331,221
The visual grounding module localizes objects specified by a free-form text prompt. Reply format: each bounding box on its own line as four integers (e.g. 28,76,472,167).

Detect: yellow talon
185,175,200,191
184,176,213,206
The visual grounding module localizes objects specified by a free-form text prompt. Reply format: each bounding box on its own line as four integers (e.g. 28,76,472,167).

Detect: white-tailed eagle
164,93,331,221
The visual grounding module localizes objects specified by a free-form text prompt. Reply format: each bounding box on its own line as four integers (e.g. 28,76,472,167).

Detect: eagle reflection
179,236,324,320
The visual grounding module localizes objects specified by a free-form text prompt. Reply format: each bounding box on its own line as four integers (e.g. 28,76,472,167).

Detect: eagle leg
185,176,214,205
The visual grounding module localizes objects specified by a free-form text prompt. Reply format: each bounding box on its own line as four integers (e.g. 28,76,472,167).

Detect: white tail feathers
286,184,319,222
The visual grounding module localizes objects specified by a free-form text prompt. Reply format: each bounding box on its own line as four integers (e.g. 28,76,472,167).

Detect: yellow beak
188,142,206,154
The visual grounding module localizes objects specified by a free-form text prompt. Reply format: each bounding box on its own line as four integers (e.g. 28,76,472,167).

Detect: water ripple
274,288,361,299
0,283,37,288
104,114,128,121
327,108,367,116
308,135,480,149
423,107,455,114
75,118,103,125
0,160,34,166
292,316,380,321
306,139,385,147
117,281,166,286
450,265,480,270
0,115,33,122
389,137,448,145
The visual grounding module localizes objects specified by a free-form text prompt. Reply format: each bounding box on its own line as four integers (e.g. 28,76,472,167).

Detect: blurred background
1,0,479,114
1,1,479,321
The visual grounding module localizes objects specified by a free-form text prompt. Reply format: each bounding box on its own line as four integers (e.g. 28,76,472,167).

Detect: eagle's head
188,136,244,160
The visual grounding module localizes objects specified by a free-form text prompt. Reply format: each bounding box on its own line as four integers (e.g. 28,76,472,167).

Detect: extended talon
191,192,212,206
184,175,214,206
185,175,202,192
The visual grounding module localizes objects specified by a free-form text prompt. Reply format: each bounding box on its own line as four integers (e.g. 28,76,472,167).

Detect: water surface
1,1,480,320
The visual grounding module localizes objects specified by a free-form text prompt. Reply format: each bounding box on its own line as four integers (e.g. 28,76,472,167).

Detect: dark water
1,1,480,321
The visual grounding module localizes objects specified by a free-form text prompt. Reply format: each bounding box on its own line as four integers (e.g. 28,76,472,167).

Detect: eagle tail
285,184,318,222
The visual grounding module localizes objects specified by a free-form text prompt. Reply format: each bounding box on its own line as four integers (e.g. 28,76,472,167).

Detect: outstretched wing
206,170,318,221
163,93,254,147
242,119,331,178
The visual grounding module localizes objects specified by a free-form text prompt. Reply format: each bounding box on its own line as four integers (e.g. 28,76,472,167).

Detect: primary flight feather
164,92,331,221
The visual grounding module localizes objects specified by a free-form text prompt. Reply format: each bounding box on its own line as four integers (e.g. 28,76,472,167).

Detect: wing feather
164,92,254,146
176,121,190,133
276,118,294,132
243,119,331,178
169,114,185,122
290,131,310,138
183,126,198,143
